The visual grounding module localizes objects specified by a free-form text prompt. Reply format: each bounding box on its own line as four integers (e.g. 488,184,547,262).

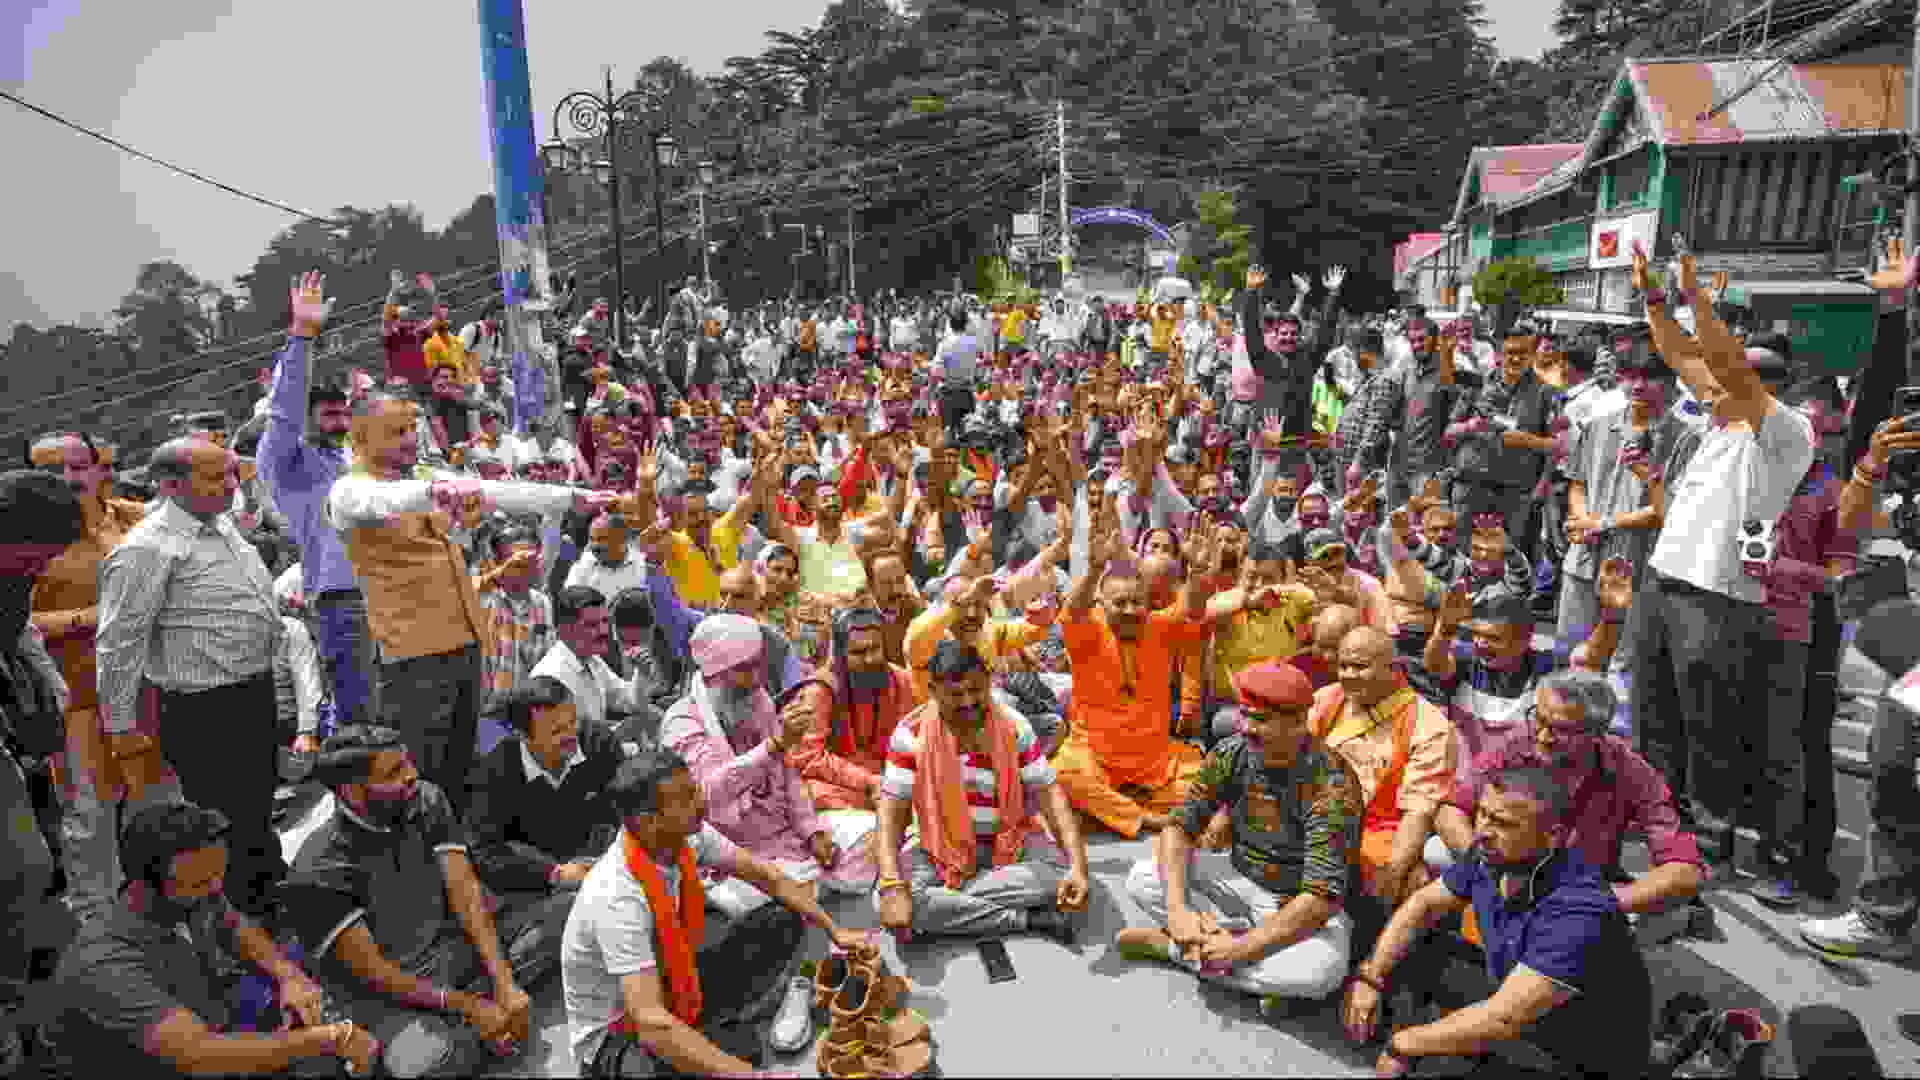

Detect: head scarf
688,613,763,679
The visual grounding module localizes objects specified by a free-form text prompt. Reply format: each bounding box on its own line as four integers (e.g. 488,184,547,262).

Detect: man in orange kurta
1054,534,1221,838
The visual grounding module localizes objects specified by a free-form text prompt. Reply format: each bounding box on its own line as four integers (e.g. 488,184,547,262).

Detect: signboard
1589,209,1659,270
1012,213,1040,238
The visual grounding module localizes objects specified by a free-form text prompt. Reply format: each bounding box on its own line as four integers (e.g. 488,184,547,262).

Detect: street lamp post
697,160,715,294
543,68,675,348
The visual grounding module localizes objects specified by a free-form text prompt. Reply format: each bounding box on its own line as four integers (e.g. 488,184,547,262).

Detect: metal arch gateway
1068,207,1175,247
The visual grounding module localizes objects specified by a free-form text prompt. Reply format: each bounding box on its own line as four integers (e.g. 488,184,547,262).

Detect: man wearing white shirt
565,513,649,605
530,586,649,738
1633,269,1814,863
326,391,615,813
459,305,502,379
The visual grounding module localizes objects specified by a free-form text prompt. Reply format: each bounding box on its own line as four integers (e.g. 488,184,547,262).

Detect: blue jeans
314,589,376,731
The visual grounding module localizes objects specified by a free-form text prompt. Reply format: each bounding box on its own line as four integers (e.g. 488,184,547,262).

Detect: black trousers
587,902,806,1078
1799,592,1841,872
157,674,285,915
1629,574,1766,831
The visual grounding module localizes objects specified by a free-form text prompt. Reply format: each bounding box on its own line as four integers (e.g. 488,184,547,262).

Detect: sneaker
767,975,814,1053
1674,1008,1774,1079
1649,992,1715,1073
1745,874,1800,911
1799,910,1914,961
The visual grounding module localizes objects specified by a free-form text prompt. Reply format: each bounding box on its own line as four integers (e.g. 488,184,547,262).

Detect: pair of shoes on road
1669,1008,1775,1079
1799,909,1915,961
812,944,933,1077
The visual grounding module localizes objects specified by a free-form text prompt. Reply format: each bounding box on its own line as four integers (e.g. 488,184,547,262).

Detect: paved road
478,820,1920,1078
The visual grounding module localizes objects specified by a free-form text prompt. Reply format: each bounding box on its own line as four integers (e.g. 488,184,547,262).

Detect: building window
1610,150,1650,209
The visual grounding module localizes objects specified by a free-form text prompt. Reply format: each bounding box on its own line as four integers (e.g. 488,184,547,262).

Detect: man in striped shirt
872,641,1090,942
97,436,286,916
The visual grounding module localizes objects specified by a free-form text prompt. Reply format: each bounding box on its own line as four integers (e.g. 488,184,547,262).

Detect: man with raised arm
1051,511,1224,837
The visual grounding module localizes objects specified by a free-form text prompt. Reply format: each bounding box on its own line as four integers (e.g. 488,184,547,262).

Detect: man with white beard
658,614,876,919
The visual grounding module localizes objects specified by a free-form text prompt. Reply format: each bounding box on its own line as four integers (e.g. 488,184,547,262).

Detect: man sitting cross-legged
465,676,630,899
873,640,1091,943
1116,661,1362,1006
277,724,555,1077
1051,515,1226,837
1343,753,1654,1078
660,613,879,918
560,748,871,1077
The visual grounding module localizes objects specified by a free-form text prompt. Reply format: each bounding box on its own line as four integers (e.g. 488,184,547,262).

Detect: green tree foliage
1472,256,1566,332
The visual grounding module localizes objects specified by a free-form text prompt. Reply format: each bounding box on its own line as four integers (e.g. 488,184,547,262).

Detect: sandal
846,948,912,1014
820,1038,935,1078
861,1007,930,1048
813,951,852,1011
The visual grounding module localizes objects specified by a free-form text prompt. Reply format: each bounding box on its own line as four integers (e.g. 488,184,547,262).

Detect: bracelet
875,877,908,894
1348,969,1388,994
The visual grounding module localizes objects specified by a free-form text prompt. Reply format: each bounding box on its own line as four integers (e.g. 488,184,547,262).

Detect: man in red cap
1115,661,1362,1006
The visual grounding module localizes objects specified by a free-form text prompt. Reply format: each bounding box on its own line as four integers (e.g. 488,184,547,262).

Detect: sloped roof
1394,233,1447,277
1627,59,1906,146
1449,144,1584,223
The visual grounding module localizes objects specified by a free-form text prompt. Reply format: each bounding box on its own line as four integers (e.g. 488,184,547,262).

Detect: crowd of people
0,238,1917,1079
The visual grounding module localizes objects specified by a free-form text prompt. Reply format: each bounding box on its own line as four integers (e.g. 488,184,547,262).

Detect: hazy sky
1,0,1555,332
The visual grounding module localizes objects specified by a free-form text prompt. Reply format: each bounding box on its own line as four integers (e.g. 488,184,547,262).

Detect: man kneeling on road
1343,754,1654,1078
1427,671,1704,928
874,640,1091,943
1116,661,1362,1006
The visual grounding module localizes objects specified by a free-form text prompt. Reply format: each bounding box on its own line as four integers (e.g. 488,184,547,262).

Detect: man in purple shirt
259,274,376,731
1430,669,1704,919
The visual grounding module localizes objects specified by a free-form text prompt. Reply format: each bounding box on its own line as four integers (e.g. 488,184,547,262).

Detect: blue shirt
1439,847,1652,1076
258,337,359,596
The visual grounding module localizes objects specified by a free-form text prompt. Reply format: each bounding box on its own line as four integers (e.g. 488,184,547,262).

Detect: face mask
1298,510,1330,531
848,667,891,693
1273,497,1297,517
1472,558,1501,579
1347,511,1379,532
946,703,983,728
360,771,417,825
133,878,217,925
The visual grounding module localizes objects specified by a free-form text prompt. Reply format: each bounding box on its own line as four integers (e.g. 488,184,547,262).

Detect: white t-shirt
1648,400,1815,602
562,825,741,1068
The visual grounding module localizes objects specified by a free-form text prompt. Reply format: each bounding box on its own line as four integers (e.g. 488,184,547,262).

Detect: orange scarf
908,700,1035,890
612,830,704,1029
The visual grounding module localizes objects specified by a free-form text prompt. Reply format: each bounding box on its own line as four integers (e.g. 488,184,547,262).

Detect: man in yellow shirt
902,524,1071,701
421,305,469,386
1183,539,1320,748
631,445,765,608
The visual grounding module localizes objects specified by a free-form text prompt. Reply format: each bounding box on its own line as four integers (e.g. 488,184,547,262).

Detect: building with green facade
1399,14,1910,374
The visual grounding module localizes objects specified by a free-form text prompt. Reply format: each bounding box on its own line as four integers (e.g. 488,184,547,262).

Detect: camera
1737,518,1776,565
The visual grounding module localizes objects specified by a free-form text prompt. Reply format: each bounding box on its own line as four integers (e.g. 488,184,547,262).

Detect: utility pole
1057,99,1072,277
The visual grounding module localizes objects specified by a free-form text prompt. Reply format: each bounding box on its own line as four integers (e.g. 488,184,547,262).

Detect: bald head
1336,625,1398,707
716,564,761,616
1312,604,1363,654
1342,625,1393,660
150,436,235,519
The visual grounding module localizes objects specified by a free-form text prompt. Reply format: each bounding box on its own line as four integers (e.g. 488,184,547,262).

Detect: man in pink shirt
659,614,876,920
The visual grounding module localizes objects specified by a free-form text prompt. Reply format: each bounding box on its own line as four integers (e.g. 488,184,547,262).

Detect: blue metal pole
477,0,554,436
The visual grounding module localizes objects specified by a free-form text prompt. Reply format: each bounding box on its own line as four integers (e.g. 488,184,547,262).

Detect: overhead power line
0,89,343,227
